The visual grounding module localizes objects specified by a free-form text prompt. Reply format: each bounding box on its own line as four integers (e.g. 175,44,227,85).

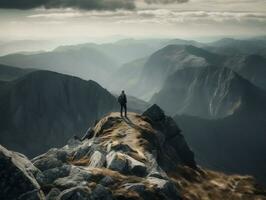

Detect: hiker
118,90,127,117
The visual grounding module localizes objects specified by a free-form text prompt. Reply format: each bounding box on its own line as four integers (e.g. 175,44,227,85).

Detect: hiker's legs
124,104,127,117
120,104,123,116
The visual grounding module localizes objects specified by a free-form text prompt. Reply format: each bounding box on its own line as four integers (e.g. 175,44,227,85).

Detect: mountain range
0,68,118,157
0,37,266,188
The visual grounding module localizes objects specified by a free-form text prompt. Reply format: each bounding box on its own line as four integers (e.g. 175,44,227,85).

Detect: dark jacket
118,93,127,105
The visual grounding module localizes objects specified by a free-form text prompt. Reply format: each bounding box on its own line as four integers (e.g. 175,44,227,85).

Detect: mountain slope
108,57,148,95
207,38,266,56
174,111,266,184
1,105,266,200
0,64,34,81
0,70,118,157
151,66,266,118
138,45,225,100
224,54,266,91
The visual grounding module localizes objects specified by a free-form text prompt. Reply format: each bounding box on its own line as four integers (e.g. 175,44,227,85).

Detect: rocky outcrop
1,105,266,200
0,145,45,200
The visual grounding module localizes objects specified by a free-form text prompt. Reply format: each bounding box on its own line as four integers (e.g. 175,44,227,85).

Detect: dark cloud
144,0,189,4
0,0,136,10
0,0,189,10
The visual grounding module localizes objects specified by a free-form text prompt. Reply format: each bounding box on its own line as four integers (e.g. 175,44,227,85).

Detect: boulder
147,177,181,200
106,151,128,173
46,188,61,200
89,151,106,168
125,155,147,176
99,176,115,187
36,165,71,186
90,184,113,200
54,167,93,189
0,145,45,200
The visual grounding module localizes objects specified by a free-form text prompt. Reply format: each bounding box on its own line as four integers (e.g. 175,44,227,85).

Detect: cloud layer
0,0,188,10
0,0,135,10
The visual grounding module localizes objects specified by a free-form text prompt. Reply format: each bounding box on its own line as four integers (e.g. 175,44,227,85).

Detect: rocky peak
142,104,165,122
1,105,266,200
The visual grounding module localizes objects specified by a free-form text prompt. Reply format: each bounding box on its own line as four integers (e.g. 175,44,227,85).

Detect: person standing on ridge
118,90,127,117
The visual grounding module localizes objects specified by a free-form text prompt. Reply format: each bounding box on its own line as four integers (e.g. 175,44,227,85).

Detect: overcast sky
0,0,266,42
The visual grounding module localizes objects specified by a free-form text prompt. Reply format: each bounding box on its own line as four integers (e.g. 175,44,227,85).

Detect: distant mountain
150,66,266,118
54,39,170,66
174,111,266,184
138,45,224,100
0,40,58,56
108,57,148,95
136,43,266,100
0,69,118,157
0,64,34,81
0,46,118,86
224,54,266,91
206,38,266,56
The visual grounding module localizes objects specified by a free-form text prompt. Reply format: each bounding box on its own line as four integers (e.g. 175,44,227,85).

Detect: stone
36,165,71,186
147,177,181,200
106,151,128,173
54,167,93,189
124,183,146,193
90,184,113,200
46,188,61,200
125,155,147,176
99,176,115,187
0,145,45,200
89,151,106,168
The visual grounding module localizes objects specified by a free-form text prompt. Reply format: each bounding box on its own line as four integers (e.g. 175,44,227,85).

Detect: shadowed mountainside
0,70,118,157
174,111,266,184
0,64,35,81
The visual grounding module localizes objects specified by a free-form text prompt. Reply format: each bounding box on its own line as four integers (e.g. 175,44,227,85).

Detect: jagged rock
57,186,91,200
46,188,61,200
0,145,45,200
147,177,181,200
90,184,113,200
36,164,71,186
32,149,68,171
106,151,128,173
109,143,134,153
89,151,106,168
72,145,91,160
99,176,115,186
142,104,165,122
53,167,93,189
124,183,146,193
125,155,147,176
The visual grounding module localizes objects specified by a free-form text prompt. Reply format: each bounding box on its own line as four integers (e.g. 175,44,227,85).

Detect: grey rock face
0,145,45,200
